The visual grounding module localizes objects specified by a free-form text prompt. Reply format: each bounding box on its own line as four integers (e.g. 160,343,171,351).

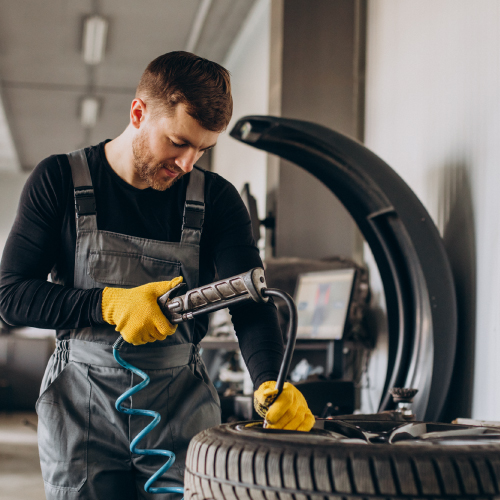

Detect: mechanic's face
132,101,219,190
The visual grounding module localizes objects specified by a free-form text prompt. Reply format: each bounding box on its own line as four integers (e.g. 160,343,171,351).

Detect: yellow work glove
102,277,183,345
254,381,315,432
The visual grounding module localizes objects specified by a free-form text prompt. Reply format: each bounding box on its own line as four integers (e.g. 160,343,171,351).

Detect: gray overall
36,150,221,500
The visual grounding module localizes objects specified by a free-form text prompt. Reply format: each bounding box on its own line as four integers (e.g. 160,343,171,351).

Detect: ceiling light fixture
80,96,100,128
82,15,108,65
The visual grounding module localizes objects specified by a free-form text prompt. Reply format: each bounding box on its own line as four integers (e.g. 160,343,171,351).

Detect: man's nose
175,149,197,173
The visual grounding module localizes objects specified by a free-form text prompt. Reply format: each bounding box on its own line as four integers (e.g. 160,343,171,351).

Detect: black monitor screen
294,268,356,340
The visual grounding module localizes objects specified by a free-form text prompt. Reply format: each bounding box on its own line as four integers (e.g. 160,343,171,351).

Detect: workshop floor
0,412,45,500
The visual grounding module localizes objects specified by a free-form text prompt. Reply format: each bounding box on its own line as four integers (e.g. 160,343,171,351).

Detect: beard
132,128,184,191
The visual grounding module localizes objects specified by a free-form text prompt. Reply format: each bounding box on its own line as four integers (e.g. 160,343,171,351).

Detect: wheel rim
233,420,500,446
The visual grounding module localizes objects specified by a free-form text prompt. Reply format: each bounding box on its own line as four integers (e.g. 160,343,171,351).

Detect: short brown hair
136,51,233,132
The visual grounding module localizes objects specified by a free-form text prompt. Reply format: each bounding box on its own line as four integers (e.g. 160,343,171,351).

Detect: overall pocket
189,356,221,408
36,362,91,491
88,250,181,287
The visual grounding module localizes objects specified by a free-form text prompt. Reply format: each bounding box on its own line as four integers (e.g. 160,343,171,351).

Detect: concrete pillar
267,0,367,261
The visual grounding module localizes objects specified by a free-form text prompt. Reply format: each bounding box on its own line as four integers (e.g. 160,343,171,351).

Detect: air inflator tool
112,267,298,495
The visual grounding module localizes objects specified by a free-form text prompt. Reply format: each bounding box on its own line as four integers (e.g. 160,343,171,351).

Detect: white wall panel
365,0,500,419
0,172,30,259
0,95,20,171
212,0,270,225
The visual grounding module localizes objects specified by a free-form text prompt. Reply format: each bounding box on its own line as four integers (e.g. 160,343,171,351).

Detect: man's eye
171,140,185,148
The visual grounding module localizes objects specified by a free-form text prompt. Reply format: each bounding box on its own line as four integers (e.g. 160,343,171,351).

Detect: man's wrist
94,289,108,325
253,373,279,391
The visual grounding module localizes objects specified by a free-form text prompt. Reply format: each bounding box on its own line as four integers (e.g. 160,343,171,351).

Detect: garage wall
0,171,30,262
0,94,20,171
365,0,500,420
0,91,25,260
212,0,270,232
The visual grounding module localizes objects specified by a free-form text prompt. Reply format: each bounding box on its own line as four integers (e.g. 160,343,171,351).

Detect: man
0,52,314,499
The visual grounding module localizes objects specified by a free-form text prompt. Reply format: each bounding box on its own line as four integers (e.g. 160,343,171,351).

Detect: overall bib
36,150,221,500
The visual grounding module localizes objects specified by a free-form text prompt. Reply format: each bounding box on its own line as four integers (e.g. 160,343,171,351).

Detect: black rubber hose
262,288,298,396
113,286,299,398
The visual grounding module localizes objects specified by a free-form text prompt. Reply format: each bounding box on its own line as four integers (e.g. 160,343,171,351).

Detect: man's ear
130,98,147,129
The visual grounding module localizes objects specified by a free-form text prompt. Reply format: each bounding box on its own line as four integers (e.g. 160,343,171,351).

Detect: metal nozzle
390,388,418,420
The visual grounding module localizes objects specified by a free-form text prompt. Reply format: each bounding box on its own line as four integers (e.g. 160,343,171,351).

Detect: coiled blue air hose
113,342,184,496
110,282,297,495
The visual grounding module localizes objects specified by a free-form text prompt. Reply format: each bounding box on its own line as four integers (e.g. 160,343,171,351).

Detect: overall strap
67,149,98,232
181,167,205,245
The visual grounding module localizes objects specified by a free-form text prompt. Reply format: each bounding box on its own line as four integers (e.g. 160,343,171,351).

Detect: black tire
185,421,500,500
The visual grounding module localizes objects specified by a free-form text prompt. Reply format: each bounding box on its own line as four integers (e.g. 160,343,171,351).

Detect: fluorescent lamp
82,15,108,65
80,97,100,128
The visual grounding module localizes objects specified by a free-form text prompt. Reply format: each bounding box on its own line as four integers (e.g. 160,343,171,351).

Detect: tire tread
184,424,500,500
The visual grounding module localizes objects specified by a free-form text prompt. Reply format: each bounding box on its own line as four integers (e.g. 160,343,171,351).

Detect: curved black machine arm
230,116,457,422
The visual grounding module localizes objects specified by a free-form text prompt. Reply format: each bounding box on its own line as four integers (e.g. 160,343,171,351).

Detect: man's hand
254,381,315,431
102,277,183,345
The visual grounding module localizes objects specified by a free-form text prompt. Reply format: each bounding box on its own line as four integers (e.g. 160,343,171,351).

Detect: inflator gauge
112,268,298,495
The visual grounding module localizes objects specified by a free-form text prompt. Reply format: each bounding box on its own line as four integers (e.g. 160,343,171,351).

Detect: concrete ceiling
0,0,257,170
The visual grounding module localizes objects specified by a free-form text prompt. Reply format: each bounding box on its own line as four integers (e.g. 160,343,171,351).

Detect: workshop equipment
113,267,298,495
231,115,457,421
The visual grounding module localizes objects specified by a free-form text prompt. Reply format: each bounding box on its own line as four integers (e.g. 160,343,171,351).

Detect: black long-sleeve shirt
0,141,284,388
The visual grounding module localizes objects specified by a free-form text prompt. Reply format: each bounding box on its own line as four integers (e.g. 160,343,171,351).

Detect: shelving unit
201,336,361,380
